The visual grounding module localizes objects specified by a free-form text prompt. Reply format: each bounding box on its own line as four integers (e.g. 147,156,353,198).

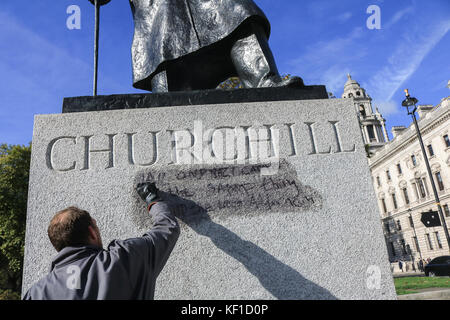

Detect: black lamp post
402,89,450,252
89,0,111,96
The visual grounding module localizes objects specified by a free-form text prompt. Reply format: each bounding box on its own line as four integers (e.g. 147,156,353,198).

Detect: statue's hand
88,0,112,6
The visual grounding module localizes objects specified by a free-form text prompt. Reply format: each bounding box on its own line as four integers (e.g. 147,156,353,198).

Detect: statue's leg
230,23,303,88
151,70,169,93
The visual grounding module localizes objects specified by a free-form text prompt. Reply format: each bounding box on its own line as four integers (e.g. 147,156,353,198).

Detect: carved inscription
45,121,356,172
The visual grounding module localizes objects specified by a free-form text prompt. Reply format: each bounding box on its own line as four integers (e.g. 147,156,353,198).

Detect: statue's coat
130,0,270,90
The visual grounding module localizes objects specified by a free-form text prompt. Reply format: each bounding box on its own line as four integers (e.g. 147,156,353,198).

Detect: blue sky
0,0,449,145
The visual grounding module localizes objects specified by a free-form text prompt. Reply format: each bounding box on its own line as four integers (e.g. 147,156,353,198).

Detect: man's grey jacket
23,202,180,300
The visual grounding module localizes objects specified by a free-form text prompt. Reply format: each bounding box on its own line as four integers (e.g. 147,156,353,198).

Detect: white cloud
336,12,353,23
373,100,399,116
0,10,125,108
0,11,90,90
367,19,450,105
321,66,351,96
287,27,366,93
383,7,414,29
290,27,365,67
306,1,334,18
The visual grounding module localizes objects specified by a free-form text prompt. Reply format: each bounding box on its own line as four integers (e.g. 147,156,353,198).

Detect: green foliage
395,276,450,295
0,288,21,300
0,143,31,294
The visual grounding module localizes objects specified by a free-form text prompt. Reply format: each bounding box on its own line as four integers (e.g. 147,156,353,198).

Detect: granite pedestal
23,89,396,299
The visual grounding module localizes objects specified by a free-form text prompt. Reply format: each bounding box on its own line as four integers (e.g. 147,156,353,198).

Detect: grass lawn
395,276,450,295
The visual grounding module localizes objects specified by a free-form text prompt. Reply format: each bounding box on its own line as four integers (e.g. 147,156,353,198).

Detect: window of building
400,239,407,255
412,182,419,199
444,134,450,148
386,170,391,181
413,236,420,252
408,215,414,227
376,176,381,187
402,188,410,205
423,178,430,194
359,105,366,117
427,144,434,157
356,91,361,96
390,242,396,256
381,199,387,213
392,193,398,210
417,179,427,198
411,154,417,166
435,232,443,249
368,125,376,142
444,204,450,217
435,172,444,191
397,163,402,174
396,219,402,231
385,222,390,233
426,233,434,250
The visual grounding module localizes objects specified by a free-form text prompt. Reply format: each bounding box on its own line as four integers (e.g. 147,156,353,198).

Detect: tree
0,143,31,297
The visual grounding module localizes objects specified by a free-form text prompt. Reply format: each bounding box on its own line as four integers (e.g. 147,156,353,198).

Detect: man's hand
137,182,160,210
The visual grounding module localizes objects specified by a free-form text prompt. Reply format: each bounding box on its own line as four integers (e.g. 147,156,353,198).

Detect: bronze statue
90,0,303,92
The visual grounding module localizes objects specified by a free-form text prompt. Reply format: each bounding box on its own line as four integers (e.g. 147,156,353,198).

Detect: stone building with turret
367,89,450,272
341,76,450,272
342,74,389,153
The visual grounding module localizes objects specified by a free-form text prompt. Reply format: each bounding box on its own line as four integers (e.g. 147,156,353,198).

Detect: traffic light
420,210,441,227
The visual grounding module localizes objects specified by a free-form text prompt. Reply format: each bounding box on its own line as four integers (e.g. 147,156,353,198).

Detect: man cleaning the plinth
23,182,178,300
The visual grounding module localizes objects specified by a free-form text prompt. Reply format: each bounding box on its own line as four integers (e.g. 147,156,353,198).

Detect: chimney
391,126,407,139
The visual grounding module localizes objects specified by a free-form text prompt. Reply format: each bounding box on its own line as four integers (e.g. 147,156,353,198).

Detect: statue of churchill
90,0,303,92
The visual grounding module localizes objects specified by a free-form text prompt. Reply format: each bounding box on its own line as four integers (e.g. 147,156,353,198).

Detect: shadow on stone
160,192,337,300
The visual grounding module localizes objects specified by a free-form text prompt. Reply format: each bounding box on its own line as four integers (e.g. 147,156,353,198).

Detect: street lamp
402,89,450,252
88,0,111,96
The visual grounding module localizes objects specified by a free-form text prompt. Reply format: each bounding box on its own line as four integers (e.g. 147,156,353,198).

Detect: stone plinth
62,85,328,113
23,93,396,299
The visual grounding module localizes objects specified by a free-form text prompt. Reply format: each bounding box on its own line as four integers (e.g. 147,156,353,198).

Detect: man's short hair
48,207,93,252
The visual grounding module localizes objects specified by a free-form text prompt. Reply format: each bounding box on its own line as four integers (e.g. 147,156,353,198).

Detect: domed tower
342,74,389,152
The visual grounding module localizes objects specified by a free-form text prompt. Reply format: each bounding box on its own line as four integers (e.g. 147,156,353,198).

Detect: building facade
368,95,450,270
